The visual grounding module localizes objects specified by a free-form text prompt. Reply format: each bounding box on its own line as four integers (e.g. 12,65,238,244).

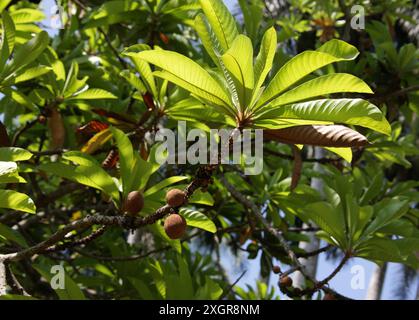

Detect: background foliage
0,0,417,300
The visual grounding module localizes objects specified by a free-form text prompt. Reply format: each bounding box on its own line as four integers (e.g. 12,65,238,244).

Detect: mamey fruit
165,189,186,207
323,293,336,300
279,276,293,288
272,266,281,274
124,191,144,215
164,214,187,239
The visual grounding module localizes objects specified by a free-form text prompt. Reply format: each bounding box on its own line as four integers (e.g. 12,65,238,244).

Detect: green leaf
264,73,373,109
251,27,277,107
0,189,36,213
119,69,147,93
0,1,12,14
110,127,134,193
0,11,15,72
258,39,359,107
38,161,119,202
303,201,346,248
0,147,32,161
221,35,254,109
137,50,230,107
180,208,216,233
14,65,51,83
144,176,188,197
34,264,86,300
0,161,26,183
10,8,45,24
0,222,28,247
63,151,119,200
361,197,410,239
257,98,391,135
324,147,352,162
122,46,157,97
1,30,48,79
199,0,239,53
194,13,219,66
67,88,117,100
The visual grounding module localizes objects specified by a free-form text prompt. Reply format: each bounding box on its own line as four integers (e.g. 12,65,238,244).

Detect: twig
12,119,38,146
219,270,247,300
5,264,29,296
297,245,332,258
41,226,109,253
290,145,302,190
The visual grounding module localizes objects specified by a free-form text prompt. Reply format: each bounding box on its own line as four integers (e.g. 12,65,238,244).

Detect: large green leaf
0,147,32,161
67,88,117,100
137,50,230,108
122,44,157,97
0,161,25,183
0,30,48,79
180,208,216,233
0,222,28,247
199,0,238,53
38,161,119,202
258,39,359,107
257,98,391,135
194,13,219,66
361,197,410,239
263,73,373,109
0,11,15,73
110,127,134,193
34,264,86,300
14,65,51,83
0,189,36,214
221,35,254,110
250,27,277,108
303,201,347,248
144,176,188,197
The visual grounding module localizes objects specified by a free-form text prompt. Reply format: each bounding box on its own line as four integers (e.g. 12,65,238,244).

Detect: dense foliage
0,0,417,300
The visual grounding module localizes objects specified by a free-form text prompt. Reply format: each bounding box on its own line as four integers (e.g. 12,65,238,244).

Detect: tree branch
221,176,352,300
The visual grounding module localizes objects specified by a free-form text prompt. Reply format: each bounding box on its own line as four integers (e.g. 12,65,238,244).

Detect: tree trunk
292,148,323,289
366,263,387,300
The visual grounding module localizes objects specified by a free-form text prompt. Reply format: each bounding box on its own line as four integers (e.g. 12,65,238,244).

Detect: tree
0,0,417,300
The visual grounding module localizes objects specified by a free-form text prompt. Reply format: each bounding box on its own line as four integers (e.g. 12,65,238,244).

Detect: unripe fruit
323,293,336,300
165,189,186,207
272,266,281,274
279,276,293,288
164,214,187,239
124,191,144,215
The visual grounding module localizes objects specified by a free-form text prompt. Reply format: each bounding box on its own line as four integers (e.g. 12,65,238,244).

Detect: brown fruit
272,266,281,274
279,276,293,288
164,214,187,239
124,191,144,215
165,189,186,207
323,293,336,300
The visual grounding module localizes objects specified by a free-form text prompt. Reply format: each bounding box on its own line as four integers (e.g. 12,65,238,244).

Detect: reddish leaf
265,125,368,147
102,149,119,169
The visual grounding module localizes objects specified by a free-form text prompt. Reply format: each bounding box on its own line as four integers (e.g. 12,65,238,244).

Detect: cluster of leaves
0,0,417,300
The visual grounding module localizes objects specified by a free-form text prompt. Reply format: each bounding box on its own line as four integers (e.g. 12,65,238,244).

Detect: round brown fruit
279,276,293,288
164,214,187,239
165,189,186,207
124,191,144,215
272,266,281,274
323,293,336,300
